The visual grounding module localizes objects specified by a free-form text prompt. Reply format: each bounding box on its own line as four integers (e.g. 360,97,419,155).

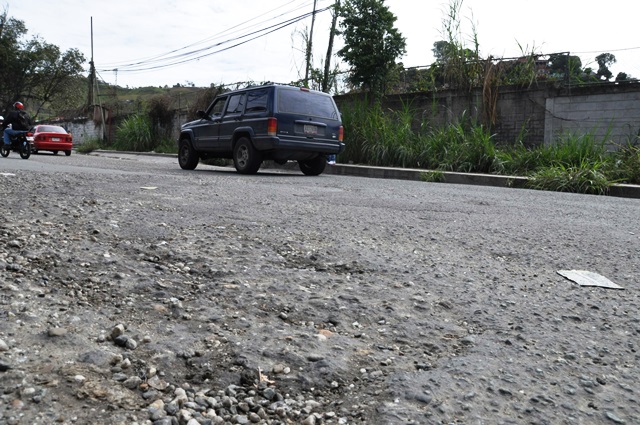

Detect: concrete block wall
493,86,548,146
335,81,640,150
62,120,103,145
51,81,640,151
545,89,640,149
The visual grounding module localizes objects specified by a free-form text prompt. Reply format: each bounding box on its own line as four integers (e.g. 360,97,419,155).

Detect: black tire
20,142,31,159
64,150,71,156
178,138,199,170
299,155,327,176
233,137,262,174
1,145,9,157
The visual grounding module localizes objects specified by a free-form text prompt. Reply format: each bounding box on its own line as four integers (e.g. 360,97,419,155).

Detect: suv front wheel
233,137,262,174
178,137,199,170
299,155,327,176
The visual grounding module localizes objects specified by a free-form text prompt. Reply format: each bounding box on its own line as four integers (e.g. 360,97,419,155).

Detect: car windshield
277,89,340,120
37,125,67,134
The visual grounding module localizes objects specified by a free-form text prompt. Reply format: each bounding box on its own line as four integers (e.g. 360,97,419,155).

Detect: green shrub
421,115,496,173
153,138,178,154
338,99,636,194
526,162,611,195
114,114,154,152
421,170,445,182
604,141,640,184
76,137,102,154
544,132,608,168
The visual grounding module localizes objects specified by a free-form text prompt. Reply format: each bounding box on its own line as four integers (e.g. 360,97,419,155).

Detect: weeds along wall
49,80,640,150
334,80,640,149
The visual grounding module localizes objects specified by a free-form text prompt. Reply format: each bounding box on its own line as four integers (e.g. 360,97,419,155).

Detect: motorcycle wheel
1,145,9,157
19,142,31,159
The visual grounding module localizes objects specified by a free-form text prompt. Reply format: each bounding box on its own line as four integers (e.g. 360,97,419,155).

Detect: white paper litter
557,270,623,290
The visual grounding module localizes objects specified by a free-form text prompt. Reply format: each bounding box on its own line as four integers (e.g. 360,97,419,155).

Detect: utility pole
322,0,340,93
304,0,318,87
87,17,95,109
87,17,107,142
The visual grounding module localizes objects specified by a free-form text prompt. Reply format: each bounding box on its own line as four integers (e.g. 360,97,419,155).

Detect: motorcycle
1,131,34,160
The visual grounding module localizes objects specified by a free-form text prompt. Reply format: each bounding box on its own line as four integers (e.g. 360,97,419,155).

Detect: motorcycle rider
3,102,32,147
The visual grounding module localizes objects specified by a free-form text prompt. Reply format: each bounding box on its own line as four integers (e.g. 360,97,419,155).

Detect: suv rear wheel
178,138,199,170
233,137,262,174
299,155,327,176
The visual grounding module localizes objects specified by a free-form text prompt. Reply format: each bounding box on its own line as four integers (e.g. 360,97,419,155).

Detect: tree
0,9,86,118
337,0,406,95
432,40,475,66
322,0,340,93
595,53,616,81
432,40,451,63
615,72,631,82
548,53,583,80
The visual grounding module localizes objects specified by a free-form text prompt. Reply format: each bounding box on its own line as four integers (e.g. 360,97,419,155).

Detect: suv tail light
267,117,277,136
338,126,344,142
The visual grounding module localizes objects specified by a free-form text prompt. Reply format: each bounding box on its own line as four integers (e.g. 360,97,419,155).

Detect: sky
6,0,640,89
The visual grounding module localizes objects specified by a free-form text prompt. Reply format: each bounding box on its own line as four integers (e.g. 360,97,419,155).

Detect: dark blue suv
177,84,345,175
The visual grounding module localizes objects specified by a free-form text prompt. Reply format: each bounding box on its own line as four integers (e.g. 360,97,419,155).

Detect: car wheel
65,150,71,156
53,151,58,155
0,145,9,157
233,137,261,174
20,142,31,159
299,155,327,176
178,138,199,170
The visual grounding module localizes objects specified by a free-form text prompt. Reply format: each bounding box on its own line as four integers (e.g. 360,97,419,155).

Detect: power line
572,46,640,55
96,1,331,73
99,0,313,68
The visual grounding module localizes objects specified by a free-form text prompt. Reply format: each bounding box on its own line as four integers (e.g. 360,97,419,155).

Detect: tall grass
341,100,497,173
114,114,154,152
418,114,496,173
527,161,611,195
339,102,640,194
75,137,103,154
340,98,416,167
495,132,608,175
604,139,640,184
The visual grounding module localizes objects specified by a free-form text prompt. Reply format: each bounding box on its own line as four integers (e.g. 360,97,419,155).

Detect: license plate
52,137,60,142
303,124,317,135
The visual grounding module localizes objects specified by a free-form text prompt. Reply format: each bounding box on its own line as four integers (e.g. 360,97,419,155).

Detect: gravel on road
1,153,639,425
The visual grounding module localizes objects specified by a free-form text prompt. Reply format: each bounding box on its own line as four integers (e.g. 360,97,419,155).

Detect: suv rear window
277,89,339,120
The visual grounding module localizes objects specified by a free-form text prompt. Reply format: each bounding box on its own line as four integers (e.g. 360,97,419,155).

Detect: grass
339,102,640,194
113,114,154,152
527,162,611,195
75,137,102,154
420,170,446,183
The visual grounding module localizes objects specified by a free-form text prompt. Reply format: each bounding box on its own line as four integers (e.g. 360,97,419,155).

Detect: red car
31,125,73,156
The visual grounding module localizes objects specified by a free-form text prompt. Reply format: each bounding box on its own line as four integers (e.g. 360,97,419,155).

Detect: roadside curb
324,163,640,199
91,150,640,199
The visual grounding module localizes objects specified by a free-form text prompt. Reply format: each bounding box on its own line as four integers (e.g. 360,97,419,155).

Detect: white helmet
0,116,3,121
